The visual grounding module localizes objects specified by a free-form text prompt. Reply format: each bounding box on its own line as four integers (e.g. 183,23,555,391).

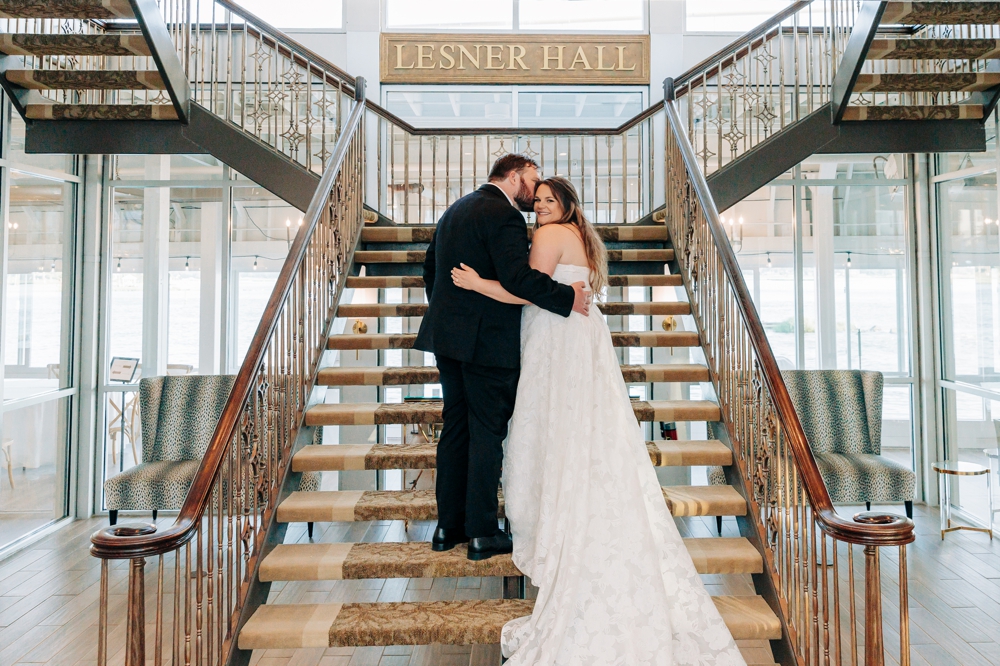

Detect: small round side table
985,448,1000,528
932,461,993,540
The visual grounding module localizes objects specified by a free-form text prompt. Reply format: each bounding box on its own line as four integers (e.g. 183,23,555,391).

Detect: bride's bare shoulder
532,223,577,245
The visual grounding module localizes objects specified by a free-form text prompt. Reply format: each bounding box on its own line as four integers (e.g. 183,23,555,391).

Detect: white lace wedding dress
500,264,747,666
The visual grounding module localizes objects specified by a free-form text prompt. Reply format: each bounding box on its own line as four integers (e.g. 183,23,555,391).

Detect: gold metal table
932,460,993,540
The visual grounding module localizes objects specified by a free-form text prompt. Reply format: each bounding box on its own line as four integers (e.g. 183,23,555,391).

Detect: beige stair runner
258,537,763,582
327,330,701,350
238,596,782,649
291,439,732,471
275,485,747,523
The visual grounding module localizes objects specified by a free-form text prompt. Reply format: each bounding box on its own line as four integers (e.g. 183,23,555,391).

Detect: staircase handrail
91,80,366,559
664,94,912,548
89,75,367,666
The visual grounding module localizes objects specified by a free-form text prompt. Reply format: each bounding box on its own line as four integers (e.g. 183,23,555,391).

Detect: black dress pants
435,354,519,538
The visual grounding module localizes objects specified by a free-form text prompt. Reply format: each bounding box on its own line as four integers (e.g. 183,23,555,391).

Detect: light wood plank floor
0,503,997,666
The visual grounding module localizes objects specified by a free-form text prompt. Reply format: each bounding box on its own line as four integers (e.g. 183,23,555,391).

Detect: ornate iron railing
664,95,914,666
366,102,663,225
672,0,854,176
88,79,366,666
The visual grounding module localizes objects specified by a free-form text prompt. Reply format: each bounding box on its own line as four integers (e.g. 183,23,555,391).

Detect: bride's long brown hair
534,176,608,294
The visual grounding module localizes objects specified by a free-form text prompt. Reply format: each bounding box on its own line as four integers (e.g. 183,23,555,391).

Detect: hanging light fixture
847,252,852,268
253,256,258,270
116,257,122,272
185,256,190,271
766,252,771,267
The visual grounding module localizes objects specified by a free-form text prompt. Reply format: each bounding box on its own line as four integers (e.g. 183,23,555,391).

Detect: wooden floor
0,503,997,666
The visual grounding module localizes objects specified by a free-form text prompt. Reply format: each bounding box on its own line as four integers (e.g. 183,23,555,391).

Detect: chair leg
716,516,723,536
307,522,314,539
904,501,913,519
866,502,871,511
152,510,158,522
109,510,118,526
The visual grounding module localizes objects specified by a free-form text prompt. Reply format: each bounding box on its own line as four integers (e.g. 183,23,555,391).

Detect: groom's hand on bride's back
571,282,591,316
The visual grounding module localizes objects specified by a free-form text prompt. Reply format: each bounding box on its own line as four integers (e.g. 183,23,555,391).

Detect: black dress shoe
431,526,469,552
467,531,513,561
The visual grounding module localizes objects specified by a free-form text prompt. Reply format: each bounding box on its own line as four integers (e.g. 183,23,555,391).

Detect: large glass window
729,156,917,475
0,105,78,550
385,0,644,32
687,0,795,32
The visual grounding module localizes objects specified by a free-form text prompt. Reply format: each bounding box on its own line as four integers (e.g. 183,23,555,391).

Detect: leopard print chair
104,375,320,530
708,370,915,533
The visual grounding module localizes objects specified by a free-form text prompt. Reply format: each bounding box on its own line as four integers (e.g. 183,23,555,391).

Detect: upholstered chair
708,369,915,534
104,375,320,531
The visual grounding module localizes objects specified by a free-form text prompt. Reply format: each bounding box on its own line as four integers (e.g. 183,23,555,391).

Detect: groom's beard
514,181,535,212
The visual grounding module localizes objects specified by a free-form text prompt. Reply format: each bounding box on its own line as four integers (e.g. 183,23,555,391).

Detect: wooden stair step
327,330,700,350
344,273,683,289
336,301,690,318
316,363,709,386
291,439,732,471
258,536,760,582
6,69,165,90
354,248,674,264
304,399,720,426
0,0,134,19
882,1,1000,25
275,485,745,523
867,37,1000,60
841,104,984,121
238,595,779,648
24,104,178,120
0,33,151,57
853,72,1000,93
360,224,669,243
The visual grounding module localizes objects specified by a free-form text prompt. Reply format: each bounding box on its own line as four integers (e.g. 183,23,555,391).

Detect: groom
414,154,591,560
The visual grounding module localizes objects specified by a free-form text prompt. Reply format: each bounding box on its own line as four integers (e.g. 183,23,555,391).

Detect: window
385,0,644,32
385,0,514,30
687,0,794,33
519,0,643,31
216,0,343,30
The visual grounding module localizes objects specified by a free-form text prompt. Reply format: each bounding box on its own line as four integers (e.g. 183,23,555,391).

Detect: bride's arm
451,264,529,304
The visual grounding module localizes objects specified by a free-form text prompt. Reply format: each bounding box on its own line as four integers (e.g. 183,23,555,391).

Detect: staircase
8,0,996,664
234,222,783,662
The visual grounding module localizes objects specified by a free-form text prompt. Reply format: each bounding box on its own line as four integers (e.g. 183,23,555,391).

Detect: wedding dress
500,263,747,666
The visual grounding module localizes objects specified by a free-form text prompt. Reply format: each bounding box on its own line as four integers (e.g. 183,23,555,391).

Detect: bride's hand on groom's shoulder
451,263,481,291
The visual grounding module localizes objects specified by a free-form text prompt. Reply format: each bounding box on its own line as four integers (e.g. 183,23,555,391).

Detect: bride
450,176,747,665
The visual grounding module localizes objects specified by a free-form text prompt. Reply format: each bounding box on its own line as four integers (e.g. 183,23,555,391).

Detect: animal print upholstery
708,370,915,505
105,375,320,512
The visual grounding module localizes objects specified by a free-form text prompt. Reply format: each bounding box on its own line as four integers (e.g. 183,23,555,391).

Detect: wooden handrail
664,98,913,547
90,78,368,560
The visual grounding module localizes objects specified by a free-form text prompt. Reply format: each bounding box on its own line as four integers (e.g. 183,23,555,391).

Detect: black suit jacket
413,185,575,369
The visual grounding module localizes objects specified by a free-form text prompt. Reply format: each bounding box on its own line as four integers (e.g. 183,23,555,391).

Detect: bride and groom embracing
413,154,747,665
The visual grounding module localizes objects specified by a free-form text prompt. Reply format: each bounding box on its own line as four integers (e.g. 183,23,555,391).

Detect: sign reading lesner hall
380,34,649,85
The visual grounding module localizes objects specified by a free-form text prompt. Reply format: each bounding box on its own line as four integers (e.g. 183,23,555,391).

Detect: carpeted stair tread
336,301,690,318
852,72,1000,93
291,439,731,471
0,0,134,19
344,274,683,289
238,595,779,648
360,224,669,243
354,248,674,264
841,104,984,121
327,330,701,350
5,69,165,90
258,536,760,582
0,33,152,56
316,363,709,386
304,399,720,426
275,485,744,522
882,1,1000,26
24,104,178,120
866,37,1000,60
